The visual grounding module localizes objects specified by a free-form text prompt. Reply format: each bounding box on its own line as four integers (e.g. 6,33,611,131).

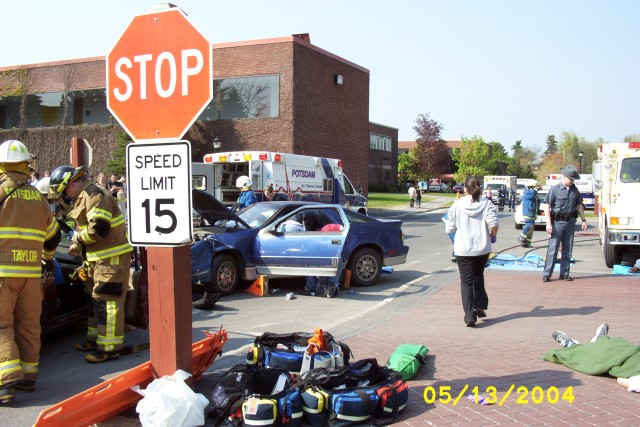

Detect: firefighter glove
71,266,89,282
68,243,82,256
42,259,55,277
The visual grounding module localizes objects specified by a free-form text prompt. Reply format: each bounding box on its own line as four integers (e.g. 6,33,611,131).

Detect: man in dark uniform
542,165,588,282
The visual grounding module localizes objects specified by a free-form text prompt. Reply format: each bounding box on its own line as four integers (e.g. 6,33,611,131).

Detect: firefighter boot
86,351,120,363
76,340,98,351
192,292,220,310
0,387,15,404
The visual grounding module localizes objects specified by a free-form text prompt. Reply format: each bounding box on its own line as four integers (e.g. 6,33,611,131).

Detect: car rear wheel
349,248,381,287
208,254,239,296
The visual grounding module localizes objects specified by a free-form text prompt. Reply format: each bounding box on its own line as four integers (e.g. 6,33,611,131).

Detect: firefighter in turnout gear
0,140,61,404
50,166,132,363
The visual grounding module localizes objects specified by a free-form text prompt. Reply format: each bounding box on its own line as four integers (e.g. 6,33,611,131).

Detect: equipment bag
386,343,429,380
300,359,408,427
209,364,303,427
246,331,351,374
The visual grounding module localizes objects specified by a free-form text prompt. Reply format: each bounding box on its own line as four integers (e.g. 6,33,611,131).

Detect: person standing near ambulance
235,175,257,209
49,166,133,363
542,165,587,282
0,140,60,405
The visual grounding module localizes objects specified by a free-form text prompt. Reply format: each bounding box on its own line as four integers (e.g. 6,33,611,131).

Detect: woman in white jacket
446,176,499,327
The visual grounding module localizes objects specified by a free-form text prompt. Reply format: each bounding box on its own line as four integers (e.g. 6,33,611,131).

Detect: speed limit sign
126,140,193,246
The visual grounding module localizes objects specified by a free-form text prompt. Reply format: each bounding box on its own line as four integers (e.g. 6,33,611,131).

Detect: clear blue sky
2,0,638,152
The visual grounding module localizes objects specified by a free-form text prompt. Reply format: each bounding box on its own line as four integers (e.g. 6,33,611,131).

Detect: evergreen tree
106,131,132,177
543,135,558,158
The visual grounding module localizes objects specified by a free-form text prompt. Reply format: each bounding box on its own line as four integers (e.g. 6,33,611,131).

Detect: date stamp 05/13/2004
423,385,575,407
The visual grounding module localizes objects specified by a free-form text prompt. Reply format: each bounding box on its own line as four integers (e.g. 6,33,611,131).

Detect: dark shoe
542,276,551,282
466,321,476,327
76,340,98,352
474,309,487,318
326,285,338,298
559,276,573,281
317,284,327,298
0,387,15,404
86,351,120,363
14,379,35,392
192,292,220,310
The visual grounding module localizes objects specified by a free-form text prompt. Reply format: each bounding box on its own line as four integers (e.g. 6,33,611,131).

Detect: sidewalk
344,270,640,426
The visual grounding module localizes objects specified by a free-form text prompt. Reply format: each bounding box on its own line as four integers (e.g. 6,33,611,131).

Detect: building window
0,95,22,129
370,133,391,152
68,89,108,125
199,75,280,120
25,92,66,127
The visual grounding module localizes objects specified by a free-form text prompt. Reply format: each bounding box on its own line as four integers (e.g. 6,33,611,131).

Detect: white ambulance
483,175,517,203
192,151,367,214
593,142,640,267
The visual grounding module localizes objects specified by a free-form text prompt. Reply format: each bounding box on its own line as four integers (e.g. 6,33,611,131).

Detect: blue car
191,190,409,295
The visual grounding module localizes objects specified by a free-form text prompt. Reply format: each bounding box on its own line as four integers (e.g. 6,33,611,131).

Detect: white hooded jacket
445,195,498,256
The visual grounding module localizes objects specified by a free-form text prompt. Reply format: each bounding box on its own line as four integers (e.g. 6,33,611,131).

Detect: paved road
6,198,636,426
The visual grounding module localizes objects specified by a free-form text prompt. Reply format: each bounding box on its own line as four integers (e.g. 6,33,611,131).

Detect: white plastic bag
134,369,209,427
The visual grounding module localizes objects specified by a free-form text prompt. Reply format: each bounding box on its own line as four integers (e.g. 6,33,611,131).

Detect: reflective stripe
97,300,123,352
86,243,132,262
87,207,113,223
0,226,46,242
0,264,41,278
21,361,38,374
0,359,22,381
45,218,59,240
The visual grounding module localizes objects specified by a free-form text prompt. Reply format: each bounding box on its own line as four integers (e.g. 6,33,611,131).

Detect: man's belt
553,212,577,221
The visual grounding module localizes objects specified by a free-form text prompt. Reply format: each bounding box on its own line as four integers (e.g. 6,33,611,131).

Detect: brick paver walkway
344,270,640,426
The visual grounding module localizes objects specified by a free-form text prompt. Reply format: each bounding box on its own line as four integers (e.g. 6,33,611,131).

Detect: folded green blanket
544,337,640,376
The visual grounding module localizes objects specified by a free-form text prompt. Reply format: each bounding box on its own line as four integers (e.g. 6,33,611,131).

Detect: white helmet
35,176,51,196
236,175,252,189
0,140,33,164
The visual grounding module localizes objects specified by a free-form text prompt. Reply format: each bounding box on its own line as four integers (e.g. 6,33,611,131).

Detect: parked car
191,191,410,295
439,183,451,193
428,183,441,192
514,190,548,230
452,183,464,193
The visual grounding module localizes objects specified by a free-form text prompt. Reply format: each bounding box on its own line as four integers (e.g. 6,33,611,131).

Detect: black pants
456,253,490,323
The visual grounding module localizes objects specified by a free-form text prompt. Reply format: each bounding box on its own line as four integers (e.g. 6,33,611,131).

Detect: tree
105,131,131,177
508,140,538,178
412,113,450,181
543,135,558,158
397,151,418,184
452,136,494,182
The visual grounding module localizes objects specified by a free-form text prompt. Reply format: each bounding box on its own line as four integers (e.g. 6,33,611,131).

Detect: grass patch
367,192,456,209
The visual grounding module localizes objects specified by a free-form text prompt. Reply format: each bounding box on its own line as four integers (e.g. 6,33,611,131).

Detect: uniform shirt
544,183,583,215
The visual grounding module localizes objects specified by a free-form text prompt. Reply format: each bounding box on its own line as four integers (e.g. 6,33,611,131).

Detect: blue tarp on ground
612,265,640,275
486,254,546,270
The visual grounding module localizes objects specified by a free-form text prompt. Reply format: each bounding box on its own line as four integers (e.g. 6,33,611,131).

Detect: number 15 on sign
126,140,193,246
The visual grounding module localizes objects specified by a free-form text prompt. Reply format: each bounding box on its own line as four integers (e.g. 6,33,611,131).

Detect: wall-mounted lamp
334,74,344,85
212,137,222,149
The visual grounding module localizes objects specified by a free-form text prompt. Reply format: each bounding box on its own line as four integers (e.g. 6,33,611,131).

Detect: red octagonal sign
107,7,212,142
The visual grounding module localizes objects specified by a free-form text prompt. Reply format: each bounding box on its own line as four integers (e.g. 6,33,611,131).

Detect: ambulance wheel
208,254,239,296
349,248,381,287
603,224,621,268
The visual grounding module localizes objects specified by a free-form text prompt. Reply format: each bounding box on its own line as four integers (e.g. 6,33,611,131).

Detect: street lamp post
578,150,584,174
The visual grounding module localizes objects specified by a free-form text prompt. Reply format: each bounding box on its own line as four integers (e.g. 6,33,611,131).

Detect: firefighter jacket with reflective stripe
68,180,132,261
0,172,61,278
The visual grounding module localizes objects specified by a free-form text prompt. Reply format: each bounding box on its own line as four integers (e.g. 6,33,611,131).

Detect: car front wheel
349,248,382,287
208,254,239,296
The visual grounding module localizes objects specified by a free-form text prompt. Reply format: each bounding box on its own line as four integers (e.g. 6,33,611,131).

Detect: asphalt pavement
8,196,640,426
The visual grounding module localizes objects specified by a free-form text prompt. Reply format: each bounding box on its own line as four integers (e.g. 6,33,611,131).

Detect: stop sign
107,7,212,141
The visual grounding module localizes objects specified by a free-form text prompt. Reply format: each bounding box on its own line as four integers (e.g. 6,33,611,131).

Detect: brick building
0,33,399,192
